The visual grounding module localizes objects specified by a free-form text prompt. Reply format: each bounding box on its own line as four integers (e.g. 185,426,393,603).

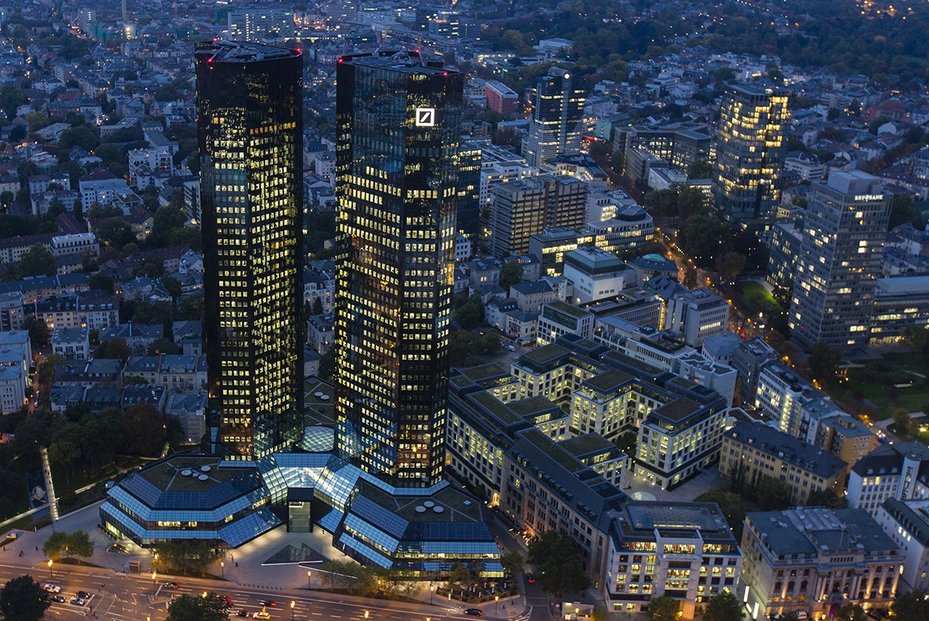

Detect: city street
0,559,501,621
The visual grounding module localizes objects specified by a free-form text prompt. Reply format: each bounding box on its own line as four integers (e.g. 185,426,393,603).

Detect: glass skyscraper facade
522,67,586,170
789,171,890,351
713,82,789,224
196,41,304,460
334,51,462,488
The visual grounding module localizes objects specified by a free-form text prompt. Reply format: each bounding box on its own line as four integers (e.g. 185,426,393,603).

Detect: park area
735,279,784,316
839,353,929,420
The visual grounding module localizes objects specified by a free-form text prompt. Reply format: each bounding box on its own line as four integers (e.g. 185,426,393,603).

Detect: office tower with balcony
789,171,890,351
522,67,585,170
196,41,304,460
334,51,462,488
713,82,789,223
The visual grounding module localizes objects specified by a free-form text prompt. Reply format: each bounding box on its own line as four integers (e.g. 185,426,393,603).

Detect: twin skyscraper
196,42,461,488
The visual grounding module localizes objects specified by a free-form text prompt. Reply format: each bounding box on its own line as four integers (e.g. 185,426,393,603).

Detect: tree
499,261,524,291
95,218,136,249
836,603,866,621
647,595,680,621
166,592,229,621
42,530,93,561
0,575,49,621
88,273,114,293
23,316,49,349
892,590,929,620
702,591,743,621
36,354,65,386
677,212,734,269
808,341,839,383
150,205,186,247
147,338,181,355
57,125,99,151
25,112,48,133
121,404,166,457
892,408,914,437
153,540,220,576
96,338,131,361
806,489,847,509
500,550,524,577
714,251,746,281
687,160,713,180
888,193,920,230
527,531,590,595
311,298,324,315
455,294,485,330
18,245,56,277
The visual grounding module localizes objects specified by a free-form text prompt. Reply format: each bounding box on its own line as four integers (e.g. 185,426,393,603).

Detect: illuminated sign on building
415,107,435,127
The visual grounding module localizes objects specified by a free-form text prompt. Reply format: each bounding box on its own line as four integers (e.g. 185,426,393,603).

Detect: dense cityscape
0,0,928,620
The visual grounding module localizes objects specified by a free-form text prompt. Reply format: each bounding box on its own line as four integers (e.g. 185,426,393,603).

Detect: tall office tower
334,51,462,488
490,174,588,257
789,171,890,351
196,41,304,460
713,82,789,223
456,138,482,241
522,67,585,170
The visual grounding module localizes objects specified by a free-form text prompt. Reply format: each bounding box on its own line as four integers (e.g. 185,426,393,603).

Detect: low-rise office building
847,442,929,516
740,507,901,620
606,502,741,618
719,422,847,504
664,288,729,347
876,498,929,593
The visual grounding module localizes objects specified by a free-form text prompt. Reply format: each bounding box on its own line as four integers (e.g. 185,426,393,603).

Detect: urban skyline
0,1,927,620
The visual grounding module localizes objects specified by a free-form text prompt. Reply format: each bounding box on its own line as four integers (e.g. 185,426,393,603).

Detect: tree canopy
526,531,590,595
166,592,229,621
647,596,680,621
42,530,93,562
0,575,49,621
702,591,743,621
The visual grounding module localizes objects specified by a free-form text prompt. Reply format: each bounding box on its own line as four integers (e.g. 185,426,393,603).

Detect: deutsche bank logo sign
415,107,436,127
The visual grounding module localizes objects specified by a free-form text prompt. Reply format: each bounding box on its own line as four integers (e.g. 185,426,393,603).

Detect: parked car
70,597,87,606
41,583,61,593
51,594,65,603
465,609,483,617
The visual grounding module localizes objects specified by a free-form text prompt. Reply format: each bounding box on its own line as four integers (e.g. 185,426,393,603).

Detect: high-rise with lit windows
196,41,304,460
789,171,889,351
713,82,789,223
334,51,462,488
522,67,585,170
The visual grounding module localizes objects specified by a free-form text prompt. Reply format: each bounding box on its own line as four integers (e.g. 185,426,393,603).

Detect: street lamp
364,610,370,619
47,559,52,580
291,600,296,621
221,560,224,579
152,570,157,589
495,595,500,614
307,570,312,589
430,584,435,604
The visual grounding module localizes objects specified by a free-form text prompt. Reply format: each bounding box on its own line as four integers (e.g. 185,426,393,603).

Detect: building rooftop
197,40,300,63
338,50,455,77
726,421,847,479
747,507,897,556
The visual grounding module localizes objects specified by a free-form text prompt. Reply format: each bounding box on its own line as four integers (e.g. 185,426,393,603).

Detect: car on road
504,344,516,352
164,581,180,589
50,595,65,603
465,609,483,617
236,610,250,618
525,574,536,584
260,600,279,608
41,583,61,593
252,612,272,620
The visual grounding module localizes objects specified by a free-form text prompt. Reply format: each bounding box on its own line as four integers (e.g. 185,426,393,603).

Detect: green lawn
735,280,783,315
840,353,929,420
